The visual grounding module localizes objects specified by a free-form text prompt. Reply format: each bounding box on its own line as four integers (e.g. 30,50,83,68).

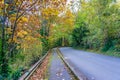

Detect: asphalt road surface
59,47,120,80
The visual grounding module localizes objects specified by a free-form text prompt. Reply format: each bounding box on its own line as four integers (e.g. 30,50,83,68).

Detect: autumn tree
39,0,74,47
0,0,38,78
39,0,71,50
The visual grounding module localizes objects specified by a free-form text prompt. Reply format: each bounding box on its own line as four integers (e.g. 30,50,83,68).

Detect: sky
67,0,80,12
117,0,120,2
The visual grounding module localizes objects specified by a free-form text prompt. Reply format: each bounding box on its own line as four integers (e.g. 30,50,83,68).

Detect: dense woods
0,0,120,79
71,0,120,55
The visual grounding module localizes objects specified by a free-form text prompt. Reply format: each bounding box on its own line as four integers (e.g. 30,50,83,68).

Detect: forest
0,0,120,79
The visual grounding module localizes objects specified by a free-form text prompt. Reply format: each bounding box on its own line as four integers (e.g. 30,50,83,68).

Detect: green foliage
0,42,10,78
41,38,49,55
71,0,120,55
0,75,3,80
40,21,50,55
102,37,113,51
0,39,1,52
71,23,89,47
40,26,49,37
53,38,62,47
10,67,23,80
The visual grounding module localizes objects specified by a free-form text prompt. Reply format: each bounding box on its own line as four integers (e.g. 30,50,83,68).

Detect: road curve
59,47,120,80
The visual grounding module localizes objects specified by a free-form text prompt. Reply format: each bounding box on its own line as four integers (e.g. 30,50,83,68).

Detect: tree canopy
0,0,120,79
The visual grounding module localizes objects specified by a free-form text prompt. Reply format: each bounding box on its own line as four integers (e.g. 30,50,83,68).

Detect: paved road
59,47,120,80
49,48,72,80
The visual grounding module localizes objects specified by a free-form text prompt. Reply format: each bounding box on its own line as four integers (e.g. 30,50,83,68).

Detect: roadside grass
73,47,120,58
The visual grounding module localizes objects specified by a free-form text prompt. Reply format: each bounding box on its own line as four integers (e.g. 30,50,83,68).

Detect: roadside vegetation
71,0,120,57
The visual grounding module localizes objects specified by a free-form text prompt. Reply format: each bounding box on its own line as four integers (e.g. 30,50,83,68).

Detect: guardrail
56,48,88,80
19,48,88,80
19,50,50,80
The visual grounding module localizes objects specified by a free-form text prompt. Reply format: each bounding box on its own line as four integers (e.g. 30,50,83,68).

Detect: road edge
18,50,51,80
56,48,88,80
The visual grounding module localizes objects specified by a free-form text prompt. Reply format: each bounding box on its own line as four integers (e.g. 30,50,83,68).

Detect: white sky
117,0,120,2
67,0,80,12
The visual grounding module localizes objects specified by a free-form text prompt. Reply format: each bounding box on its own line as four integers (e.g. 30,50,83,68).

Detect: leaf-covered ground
48,49,72,80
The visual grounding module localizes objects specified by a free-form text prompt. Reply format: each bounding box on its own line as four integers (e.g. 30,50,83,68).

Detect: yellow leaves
114,1,120,8
17,23,23,27
0,0,4,5
17,32,24,38
21,17,28,22
25,36,37,41
66,10,74,18
22,30,28,35
29,0,33,2
20,35,41,49
0,1,4,10
8,39,12,43
58,10,74,28
10,17,16,22
48,8,74,43
13,37,17,43
42,8,59,19
21,43,29,49
17,30,28,38
6,27,12,34
5,0,73,52
16,46,21,49
8,37,17,43
24,36,32,41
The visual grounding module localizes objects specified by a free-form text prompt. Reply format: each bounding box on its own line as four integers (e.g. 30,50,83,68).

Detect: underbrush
8,43,43,80
74,46,120,58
